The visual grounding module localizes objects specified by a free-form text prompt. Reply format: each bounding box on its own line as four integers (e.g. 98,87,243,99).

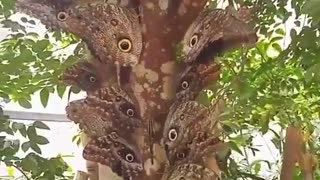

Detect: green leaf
56,85,66,99
18,99,32,109
40,88,49,107
27,126,38,141
33,121,50,130
19,127,27,137
20,17,28,23
271,43,282,53
21,155,38,172
34,135,49,145
12,122,25,130
254,163,261,174
30,142,42,154
1,0,15,10
21,141,31,152
275,28,285,36
302,0,320,23
32,39,50,52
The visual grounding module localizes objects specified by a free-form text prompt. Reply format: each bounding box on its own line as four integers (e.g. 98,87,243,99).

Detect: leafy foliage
0,0,82,179
202,0,320,179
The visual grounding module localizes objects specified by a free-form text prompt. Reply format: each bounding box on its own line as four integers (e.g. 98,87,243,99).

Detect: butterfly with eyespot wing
16,1,143,67
83,131,144,180
60,59,119,94
65,98,113,137
162,98,225,165
85,86,144,136
56,2,142,67
175,63,220,102
180,7,257,64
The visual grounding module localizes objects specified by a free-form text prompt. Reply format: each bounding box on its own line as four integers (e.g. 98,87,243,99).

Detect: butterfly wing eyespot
57,11,68,22
118,38,132,52
168,128,178,142
126,108,135,117
179,114,185,120
189,34,199,47
125,153,134,162
181,81,189,90
89,76,96,82
177,152,185,159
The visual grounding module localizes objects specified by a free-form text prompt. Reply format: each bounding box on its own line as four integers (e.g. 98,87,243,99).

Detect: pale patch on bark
132,82,147,116
144,143,167,176
133,61,159,83
142,24,147,33
191,2,199,7
160,76,175,100
160,61,176,74
146,2,155,10
99,165,122,180
158,0,169,11
119,0,129,6
143,83,150,89
178,3,187,16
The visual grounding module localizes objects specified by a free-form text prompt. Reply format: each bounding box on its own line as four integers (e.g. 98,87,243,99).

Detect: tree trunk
130,1,209,179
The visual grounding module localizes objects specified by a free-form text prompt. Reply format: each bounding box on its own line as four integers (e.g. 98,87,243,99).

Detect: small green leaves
32,39,50,52
34,135,49,145
21,141,31,152
33,121,50,130
56,85,67,99
18,99,32,109
302,0,320,24
40,88,50,107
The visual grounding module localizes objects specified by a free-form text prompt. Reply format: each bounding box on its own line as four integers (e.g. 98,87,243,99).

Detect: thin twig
0,160,31,180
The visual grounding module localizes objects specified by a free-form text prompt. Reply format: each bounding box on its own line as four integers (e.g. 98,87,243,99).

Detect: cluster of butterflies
15,0,258,179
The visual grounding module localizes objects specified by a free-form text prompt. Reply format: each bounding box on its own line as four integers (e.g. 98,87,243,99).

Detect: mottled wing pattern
63,3,142,66
181,9,227,63
162,101,207,157
165,163,219,180
83,132,144,180
15,0,70,31
176,63,221,101
181,8,257,63
65,99,113,137
86,86,143,134
16,1,142,66
60,60,118,93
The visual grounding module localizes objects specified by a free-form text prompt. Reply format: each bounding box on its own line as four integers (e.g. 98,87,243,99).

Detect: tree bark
130,0,209,179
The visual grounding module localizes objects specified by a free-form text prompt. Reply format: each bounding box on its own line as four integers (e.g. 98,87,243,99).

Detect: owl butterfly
57,3,142,67
83,131,143,180
15,1,142,67
15,0,139,30
162,100,225,165
163,163,219,180
65,98,114,137
167,131,228,166
181,7,258,63
60,60,119,94
85,86,143,134
176,63,220,102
